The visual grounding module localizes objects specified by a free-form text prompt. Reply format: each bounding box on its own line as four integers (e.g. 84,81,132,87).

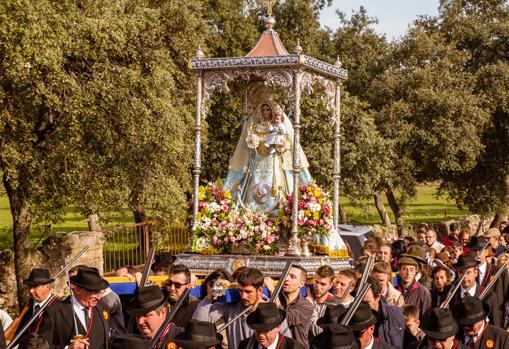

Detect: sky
320,0,440,40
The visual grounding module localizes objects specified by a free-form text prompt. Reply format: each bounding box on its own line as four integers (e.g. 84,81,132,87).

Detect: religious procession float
173,0,352,277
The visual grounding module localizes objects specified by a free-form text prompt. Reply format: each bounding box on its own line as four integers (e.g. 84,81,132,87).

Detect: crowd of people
1,220,509,349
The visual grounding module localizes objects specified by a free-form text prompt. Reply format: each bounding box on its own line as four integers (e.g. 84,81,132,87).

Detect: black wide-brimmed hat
110,335,149,349
421,308,458,340
246,303,286,332
70,267,109,291
468,236,488,251
311,324,358,349
172,320,223,349
127,285,166,316
452,296,490,326
339,302,377,332
453,254,478,271
23,268,54,287
317,303,347,328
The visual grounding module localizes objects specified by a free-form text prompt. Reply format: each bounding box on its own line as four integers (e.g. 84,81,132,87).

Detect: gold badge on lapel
102,310,109,320
486,339,494,348
166,342,177,349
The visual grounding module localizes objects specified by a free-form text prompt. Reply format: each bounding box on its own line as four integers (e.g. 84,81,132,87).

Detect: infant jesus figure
264,112,287,154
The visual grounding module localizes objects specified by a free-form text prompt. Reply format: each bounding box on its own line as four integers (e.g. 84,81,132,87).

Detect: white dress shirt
364,335,375,349
33,293,53,312
460,284,477,298
71,295,91,329
477,262,487,285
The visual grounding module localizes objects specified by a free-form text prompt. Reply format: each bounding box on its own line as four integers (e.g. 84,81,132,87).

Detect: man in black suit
38,267,111,349
16,268,56,338
449,254,502,327
420,308,467,349
238,303,306,349
452,296,509,349
339,302,395,349
126,285,181,348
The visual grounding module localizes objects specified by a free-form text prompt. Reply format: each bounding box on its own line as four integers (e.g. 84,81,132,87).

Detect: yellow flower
305,210,311,217
313,189,321,197
197,212,202,221
313,212,319,220
224,192,232,199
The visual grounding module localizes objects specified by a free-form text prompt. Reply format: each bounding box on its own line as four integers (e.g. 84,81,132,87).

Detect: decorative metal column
192,71,203,228
333,81,342,231
286,68,303,256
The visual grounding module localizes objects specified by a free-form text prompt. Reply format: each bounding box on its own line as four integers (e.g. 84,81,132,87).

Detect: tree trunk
374,192,391,225
131,196,150,253
87,213,102,232
386,189,405,232
3,173,32,307
490,175,509,229
338,204,347,223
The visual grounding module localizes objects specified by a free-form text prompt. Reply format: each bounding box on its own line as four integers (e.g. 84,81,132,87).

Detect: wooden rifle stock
148,288,191,349
480,263,508,300
5,246,89,344
7,295,57,349
4,305,29,343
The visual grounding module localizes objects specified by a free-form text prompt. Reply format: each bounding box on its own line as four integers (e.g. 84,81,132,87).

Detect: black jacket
449,285,502,328
38,296,111,349
461,324,509,349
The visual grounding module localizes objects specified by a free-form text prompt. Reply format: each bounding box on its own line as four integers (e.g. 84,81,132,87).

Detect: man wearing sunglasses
165,264,199,331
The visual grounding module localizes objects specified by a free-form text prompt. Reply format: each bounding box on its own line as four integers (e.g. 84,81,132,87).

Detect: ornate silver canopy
190,7,348,257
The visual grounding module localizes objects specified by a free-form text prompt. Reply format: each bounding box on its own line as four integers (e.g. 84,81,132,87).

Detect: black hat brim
348,310,377,332
173,334,222,348
23,278,54,287
456,302,490,327
127,297,166,316
247,309,286,332
401,253,427,265
422,323,458,340
71,278,109,292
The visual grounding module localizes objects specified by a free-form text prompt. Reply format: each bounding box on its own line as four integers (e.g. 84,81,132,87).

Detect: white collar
34,293,52,308
259,334,280,349
364,335,374,349
71,295,87,311
460,284,477,298
478,261,487,273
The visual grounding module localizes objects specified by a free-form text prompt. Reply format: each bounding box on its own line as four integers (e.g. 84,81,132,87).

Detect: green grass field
0,184,470,249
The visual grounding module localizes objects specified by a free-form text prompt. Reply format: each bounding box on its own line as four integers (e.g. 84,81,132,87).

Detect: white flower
298,210,305,220
263,245,271,251
309,203,321,212
246,133,260,149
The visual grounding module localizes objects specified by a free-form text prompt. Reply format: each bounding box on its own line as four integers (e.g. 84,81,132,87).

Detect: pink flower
322,205,330,215
298,200,305,209
222,204,229,212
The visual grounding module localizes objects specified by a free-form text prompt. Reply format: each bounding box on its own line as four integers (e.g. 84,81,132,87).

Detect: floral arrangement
280,182,334,237
191,182,280,255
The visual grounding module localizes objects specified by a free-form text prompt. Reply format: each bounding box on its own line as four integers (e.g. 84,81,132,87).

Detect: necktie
464,291,470,298
34,304,41,314
84,308,90,328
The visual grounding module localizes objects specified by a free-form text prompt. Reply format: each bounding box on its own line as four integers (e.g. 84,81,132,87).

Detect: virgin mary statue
223,100,312,213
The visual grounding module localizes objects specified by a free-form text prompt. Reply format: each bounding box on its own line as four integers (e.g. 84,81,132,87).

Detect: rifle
357,255,375,291
339,280,352,304
340,283,370,325
474,219,484,237
216,305,254,332
148,288,191,349
440,244,490,308
7,294,57,349
126,248,155,333
269,260,293,303
480,263,508,300
5,246,89,344
245,260,294,347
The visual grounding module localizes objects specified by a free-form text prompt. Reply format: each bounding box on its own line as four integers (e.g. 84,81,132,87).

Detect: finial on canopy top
258,0,276,29
295,39,303,54
196,46,204,59
334,56,342,67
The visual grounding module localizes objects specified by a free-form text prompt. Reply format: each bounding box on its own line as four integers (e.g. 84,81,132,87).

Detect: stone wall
0,231,104,316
